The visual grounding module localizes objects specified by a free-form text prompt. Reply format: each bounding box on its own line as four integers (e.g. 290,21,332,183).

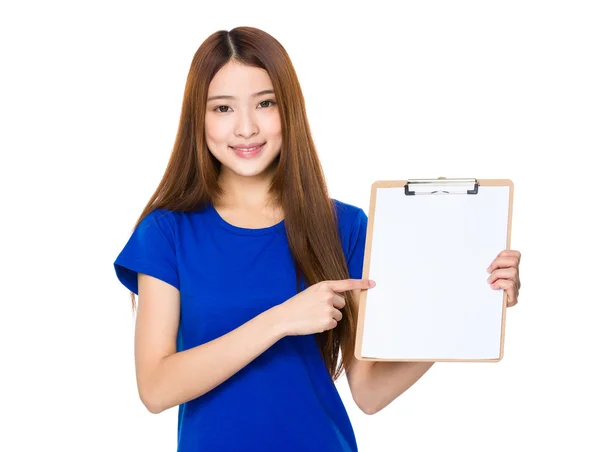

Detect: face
205,61,282,179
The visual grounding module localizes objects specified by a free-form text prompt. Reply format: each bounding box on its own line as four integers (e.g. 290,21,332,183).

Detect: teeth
235,145,260,151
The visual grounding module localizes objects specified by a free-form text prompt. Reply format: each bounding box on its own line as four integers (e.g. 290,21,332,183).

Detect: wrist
264,304,289,340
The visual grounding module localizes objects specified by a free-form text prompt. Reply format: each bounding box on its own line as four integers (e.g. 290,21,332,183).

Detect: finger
326,318,339,331
331,294,346,310
490,275,520,299
490,279,518,307
487,267,517,285
496,249,521,261
331,308,343,322
327,279,375,293
487,256,519,273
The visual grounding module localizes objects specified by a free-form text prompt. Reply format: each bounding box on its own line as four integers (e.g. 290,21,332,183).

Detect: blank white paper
361,185,510,360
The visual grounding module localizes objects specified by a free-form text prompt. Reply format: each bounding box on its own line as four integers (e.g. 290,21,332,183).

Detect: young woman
113,26,522,452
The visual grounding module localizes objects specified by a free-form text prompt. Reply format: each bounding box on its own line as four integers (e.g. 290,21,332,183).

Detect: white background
1,1,598,451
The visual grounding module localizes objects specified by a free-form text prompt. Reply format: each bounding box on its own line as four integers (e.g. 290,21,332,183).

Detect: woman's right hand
274,279,376,336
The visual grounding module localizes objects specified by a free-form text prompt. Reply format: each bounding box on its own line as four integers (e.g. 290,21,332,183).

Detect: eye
258,100,276,108
212,100,276,113
214,105,231,113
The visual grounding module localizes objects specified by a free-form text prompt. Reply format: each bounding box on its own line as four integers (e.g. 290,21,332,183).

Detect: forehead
208,61,273,97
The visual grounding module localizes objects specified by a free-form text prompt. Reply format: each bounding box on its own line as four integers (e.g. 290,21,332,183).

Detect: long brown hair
127,26,358,381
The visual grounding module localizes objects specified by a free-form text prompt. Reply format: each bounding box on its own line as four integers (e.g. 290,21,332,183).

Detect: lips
230,142,265,150
229,142,265,158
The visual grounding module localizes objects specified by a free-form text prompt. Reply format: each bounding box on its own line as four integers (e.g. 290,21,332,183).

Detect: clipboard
354,178,514,362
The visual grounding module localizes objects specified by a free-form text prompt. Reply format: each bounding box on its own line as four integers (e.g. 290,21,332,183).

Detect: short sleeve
113,209,179,295
347,208,368,280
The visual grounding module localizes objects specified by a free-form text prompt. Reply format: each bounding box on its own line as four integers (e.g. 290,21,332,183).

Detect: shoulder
332,198,367,227
135,208,188,245
139,207,177,230
331,198,368,251
142,207,173,222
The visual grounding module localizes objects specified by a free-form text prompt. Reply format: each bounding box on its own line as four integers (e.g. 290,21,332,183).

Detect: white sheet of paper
360,185,510,360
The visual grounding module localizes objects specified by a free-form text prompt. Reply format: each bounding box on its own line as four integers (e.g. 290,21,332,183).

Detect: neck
216,166,277,210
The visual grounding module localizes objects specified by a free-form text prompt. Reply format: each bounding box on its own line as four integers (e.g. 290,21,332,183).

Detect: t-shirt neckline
207,203,285,236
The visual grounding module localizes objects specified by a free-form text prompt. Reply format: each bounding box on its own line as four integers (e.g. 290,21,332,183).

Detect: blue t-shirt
113,199,368,452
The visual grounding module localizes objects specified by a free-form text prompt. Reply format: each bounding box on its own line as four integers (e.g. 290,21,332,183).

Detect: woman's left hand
487,249,521,307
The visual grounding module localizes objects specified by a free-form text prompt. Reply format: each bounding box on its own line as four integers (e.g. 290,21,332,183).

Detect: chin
230,163,275,177
230,155,280,178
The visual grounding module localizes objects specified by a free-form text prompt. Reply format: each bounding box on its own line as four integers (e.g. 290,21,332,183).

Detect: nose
234,108,259,138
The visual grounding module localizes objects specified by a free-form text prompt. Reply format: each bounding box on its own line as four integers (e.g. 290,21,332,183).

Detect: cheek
204,117,228,144
265,114,282,138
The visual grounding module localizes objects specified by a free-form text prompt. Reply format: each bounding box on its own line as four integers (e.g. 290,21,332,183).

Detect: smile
229,143,265,158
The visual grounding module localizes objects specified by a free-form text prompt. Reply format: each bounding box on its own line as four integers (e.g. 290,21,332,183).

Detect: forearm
363,361,434,414
146,306,286,413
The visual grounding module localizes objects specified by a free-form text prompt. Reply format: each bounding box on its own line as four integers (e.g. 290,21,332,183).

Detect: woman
113,26,521,452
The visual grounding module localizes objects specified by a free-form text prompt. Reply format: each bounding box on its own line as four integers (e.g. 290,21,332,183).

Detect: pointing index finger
328,279,376,292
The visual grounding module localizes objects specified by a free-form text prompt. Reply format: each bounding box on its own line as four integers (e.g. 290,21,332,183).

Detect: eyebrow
207,89,275,102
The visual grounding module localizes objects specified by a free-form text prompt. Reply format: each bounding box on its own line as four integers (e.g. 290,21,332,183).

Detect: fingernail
487,267,492,273
369,280,376,287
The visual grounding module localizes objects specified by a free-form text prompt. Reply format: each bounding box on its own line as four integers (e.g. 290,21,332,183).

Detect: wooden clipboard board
354,178,514,362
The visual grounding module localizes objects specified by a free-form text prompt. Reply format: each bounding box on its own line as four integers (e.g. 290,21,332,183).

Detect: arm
347,357,433,415
363,361,434,414
135,273,287,414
